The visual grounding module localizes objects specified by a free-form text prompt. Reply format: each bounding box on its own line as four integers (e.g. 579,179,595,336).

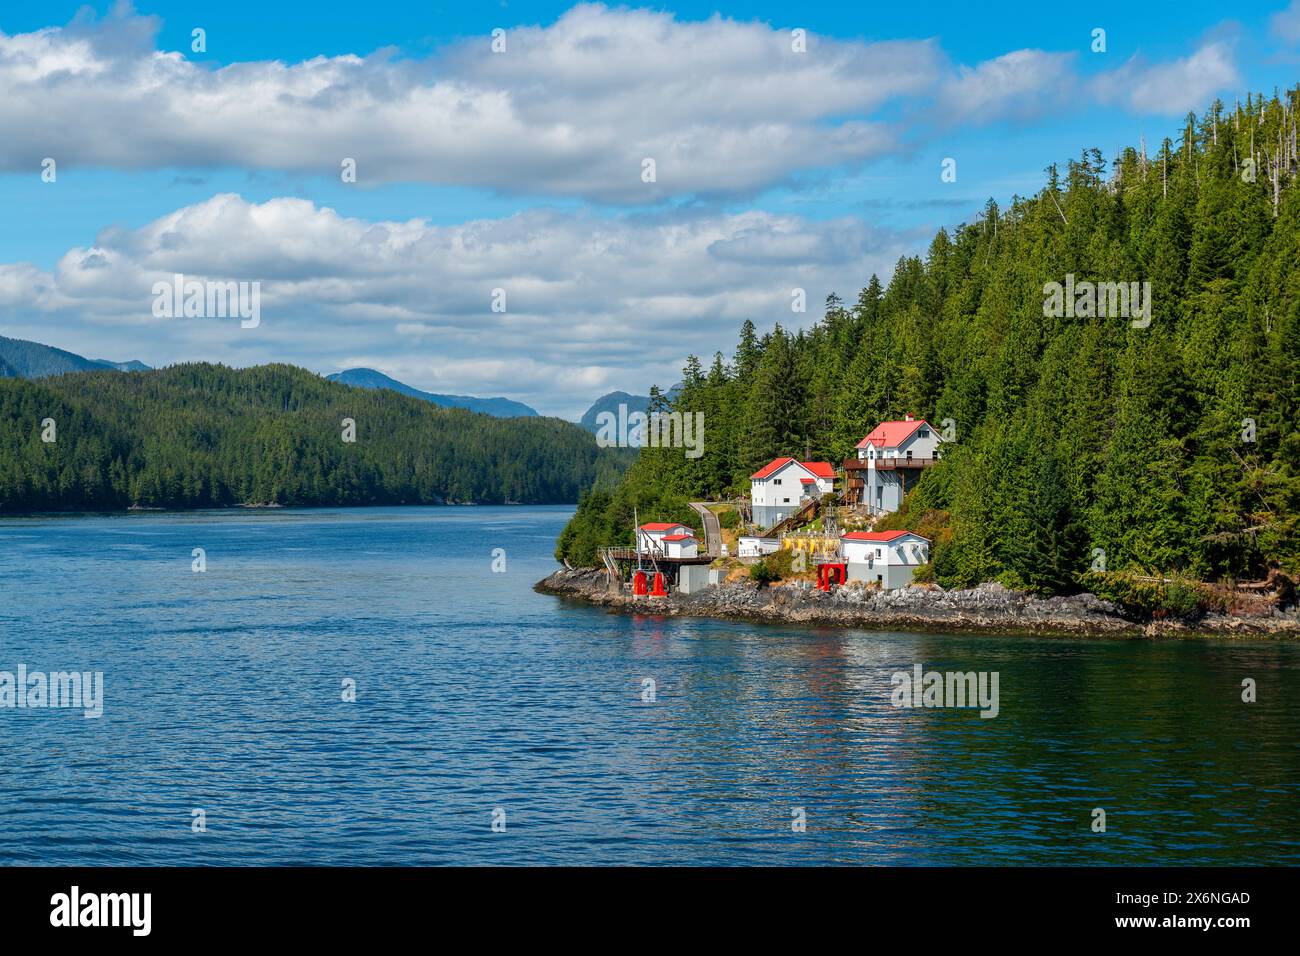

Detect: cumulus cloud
1271,1,1300,46
1091,40,1241,116
0,4,1245,201
937,50,1077,123
0,194,922,416
0,3,940,203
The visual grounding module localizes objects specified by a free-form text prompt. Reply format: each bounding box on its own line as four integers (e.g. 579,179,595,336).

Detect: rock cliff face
534,569,1300,637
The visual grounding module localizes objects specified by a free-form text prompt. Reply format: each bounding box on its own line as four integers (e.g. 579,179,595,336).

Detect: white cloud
0,4,939,203
1271,1,1300,45
1092,41,1241,116
0,4,1244,201
0,194,921,417
938,50,1077,123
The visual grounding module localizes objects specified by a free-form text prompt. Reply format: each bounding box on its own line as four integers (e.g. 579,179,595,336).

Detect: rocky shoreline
534,568,1300,638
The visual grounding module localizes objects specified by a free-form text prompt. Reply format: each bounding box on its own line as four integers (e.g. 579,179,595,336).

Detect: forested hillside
558,90,1300,592
0,364,631,510
0,334,145,378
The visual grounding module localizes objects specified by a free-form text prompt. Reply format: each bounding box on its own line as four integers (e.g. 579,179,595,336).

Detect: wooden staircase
765,497,820,538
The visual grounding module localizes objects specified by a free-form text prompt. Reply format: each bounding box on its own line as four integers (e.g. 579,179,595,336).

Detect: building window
782,497,790,504
919,428,929,438
773,478,781,485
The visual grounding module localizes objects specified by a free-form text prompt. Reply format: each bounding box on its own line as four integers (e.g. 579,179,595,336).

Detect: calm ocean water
0,505,1297,866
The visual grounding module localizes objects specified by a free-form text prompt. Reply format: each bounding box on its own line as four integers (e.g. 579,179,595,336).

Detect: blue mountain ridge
326,367,539,418
0,335,149,378
2,335,674,429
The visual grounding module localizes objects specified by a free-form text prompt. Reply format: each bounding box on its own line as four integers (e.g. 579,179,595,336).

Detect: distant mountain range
579,390,652,432
0,340,541,419
326,367,538,418
93,359,152,372
0,335,149,378
577,386,683,440
0,335,674,428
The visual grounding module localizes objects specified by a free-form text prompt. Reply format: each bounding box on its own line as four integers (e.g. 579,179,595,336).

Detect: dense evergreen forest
558,90,1300,594
0,364,631,510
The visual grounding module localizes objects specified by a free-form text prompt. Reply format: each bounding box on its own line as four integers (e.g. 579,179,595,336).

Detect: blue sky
1,1,1297,416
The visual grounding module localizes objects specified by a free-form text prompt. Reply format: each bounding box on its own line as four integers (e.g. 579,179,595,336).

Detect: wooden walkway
688,502,722,556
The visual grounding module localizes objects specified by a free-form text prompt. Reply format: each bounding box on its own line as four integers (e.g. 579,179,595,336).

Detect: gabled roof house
749,457,835,531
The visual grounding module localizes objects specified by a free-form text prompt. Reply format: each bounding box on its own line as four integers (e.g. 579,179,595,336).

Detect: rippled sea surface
1,505,1297,865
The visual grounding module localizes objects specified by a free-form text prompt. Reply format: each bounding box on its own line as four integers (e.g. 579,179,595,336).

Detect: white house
750,457,835,529
737,536,781,558
840,530,931,590
660,533,699,559
636,522,694,555
853,416,944,515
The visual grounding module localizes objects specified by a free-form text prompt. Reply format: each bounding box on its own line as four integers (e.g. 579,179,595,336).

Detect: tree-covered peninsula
557,90,1300,596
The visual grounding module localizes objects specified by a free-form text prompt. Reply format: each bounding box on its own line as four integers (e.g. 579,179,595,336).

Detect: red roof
799,478,815,484
750,457,835,480
640,522,689,532
750,457,796,480
661,534,696,542
855,419,933,449
841,530,928,542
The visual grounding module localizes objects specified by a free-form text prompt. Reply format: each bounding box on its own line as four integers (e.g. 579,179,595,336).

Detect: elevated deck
842,456,940,472
603,548,713,565
843,456,940,493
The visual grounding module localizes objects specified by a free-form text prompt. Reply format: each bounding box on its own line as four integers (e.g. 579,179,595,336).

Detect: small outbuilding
738,535,781,558
636,522,694,555
660,533,699,559
840,530,931,590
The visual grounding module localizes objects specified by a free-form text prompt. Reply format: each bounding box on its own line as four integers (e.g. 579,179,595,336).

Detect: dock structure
602,547,712,589
600,514,715,595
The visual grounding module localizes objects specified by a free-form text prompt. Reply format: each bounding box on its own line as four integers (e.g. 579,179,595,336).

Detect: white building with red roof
749,457,835,530
658,533,699,559
636,522,696,555
840,530,931,589
849,415,944,515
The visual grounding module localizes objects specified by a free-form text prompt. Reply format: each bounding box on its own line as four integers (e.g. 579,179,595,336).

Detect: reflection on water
1,505,1296,865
